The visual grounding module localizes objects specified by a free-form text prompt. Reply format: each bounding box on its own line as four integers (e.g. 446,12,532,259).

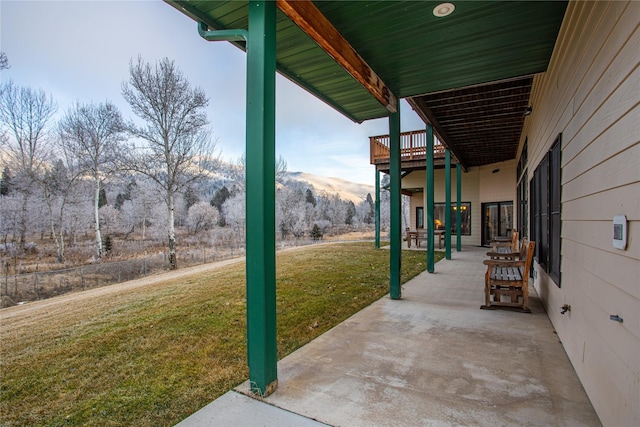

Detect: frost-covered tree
59,101,125,259
222,192,245,235
186,201,219,234
0,81,57,246
276,187,306,239
98,205,121,237
231,154,288,192
0,194,21,245
39,156,83,263
0,52,9,70
121,56,217,270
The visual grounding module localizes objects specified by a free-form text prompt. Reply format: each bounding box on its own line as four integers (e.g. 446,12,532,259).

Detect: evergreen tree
364,193,375,224
115,179,136,210
103,235,113,255
211,186,231,226
305,188,316,206
184,185,199,211
310,223,323,241
345,201,356,225
210,186,231,210
0,166,12,196
98,185,108,208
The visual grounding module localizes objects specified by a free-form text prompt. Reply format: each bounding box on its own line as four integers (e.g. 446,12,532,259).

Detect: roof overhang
167,0,568,167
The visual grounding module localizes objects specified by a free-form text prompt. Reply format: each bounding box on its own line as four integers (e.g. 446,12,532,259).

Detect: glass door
482,202,513,246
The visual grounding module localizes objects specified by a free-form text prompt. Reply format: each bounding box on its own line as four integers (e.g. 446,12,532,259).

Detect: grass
0,242,444,426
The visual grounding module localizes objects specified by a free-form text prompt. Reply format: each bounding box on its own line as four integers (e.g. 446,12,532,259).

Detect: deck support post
445,149,451,260
375,169,381,249
456,163,462,251
389,105,402,299
245,0,278,397
426,124,435,273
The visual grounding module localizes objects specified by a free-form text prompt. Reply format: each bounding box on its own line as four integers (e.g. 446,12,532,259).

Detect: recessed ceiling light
433,2,455,18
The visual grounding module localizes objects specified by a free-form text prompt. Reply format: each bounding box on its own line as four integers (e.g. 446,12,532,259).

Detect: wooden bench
486,236,527,261
481,240,535,313
489,231,519,255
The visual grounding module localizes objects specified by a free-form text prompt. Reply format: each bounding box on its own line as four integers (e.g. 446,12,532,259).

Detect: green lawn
0,242,443,426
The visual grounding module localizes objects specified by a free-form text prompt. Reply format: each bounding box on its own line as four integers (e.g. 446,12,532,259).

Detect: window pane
549,138,562,285
434,202,471,235
539,156,549,269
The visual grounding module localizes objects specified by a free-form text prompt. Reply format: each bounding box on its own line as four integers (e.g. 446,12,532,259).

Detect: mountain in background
192,160,376,205
286,172,374,204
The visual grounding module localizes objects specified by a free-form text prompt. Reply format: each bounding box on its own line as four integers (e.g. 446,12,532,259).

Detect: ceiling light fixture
433,3,455,18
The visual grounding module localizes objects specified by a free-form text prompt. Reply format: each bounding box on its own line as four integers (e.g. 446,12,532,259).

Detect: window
516,140,528,238
416,207,424,229
434,202,471,235
549,140,561,283
530,134,562,287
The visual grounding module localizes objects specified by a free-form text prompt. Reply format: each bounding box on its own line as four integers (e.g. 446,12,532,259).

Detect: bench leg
484,272,491,308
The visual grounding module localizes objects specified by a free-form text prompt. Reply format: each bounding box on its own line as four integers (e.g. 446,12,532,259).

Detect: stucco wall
521,2,640,425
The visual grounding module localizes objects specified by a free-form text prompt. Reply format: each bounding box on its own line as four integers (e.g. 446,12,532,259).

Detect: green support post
375,169,381,249
389,107,402,299
426,124,435,273
456,163,462,251
445,149,451,260
245,0,277,397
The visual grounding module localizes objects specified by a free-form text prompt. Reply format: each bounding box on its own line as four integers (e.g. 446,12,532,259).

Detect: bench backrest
511,231,520,252
518,238,529,260
522,240,536,275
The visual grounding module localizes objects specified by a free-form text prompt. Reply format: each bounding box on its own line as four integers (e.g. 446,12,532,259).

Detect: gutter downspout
198,21,248,42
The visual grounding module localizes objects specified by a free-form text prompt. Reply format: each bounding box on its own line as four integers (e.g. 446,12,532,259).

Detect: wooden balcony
369,129,447,167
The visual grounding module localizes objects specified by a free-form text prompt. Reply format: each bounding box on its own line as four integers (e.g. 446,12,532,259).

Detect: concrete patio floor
177,246,601,427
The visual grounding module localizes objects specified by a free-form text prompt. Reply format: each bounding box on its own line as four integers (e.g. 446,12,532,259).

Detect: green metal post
375,169,381,248
456,163,462,251
426,124,435,273
445,149,451,260
245,0,277,397
389,106,401,299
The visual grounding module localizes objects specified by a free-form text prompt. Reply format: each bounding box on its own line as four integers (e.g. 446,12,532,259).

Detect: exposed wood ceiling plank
276,0,398,113
407,97,469,172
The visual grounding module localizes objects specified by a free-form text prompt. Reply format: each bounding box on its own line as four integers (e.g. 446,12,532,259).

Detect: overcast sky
1,0,425,185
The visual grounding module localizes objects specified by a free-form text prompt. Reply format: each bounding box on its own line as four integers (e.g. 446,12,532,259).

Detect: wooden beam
276,0,397,113
407,97,469,171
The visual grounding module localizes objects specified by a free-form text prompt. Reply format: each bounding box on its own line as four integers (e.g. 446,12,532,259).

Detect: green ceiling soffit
167,1,568,123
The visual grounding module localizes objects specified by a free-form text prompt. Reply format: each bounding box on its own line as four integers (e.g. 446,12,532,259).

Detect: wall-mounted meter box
613,215,627,250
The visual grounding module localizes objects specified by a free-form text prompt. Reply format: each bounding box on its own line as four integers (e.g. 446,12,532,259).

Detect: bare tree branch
59,101,126,259
0,80,57,246
121,56,217,270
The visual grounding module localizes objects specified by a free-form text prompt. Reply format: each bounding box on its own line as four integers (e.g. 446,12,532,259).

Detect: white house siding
521,1,640,425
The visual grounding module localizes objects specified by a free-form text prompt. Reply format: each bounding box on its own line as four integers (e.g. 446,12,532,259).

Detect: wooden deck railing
369,129,446,164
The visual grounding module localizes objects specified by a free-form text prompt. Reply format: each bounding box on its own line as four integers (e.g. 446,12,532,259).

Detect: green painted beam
245,0,278,397
456,163,462,251
389,106,401,299
445,149,451,260
426,124,435,273
375,169,380,249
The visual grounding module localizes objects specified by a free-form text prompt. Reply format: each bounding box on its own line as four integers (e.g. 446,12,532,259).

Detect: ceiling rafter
407,97,469,172
276,0,398,113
